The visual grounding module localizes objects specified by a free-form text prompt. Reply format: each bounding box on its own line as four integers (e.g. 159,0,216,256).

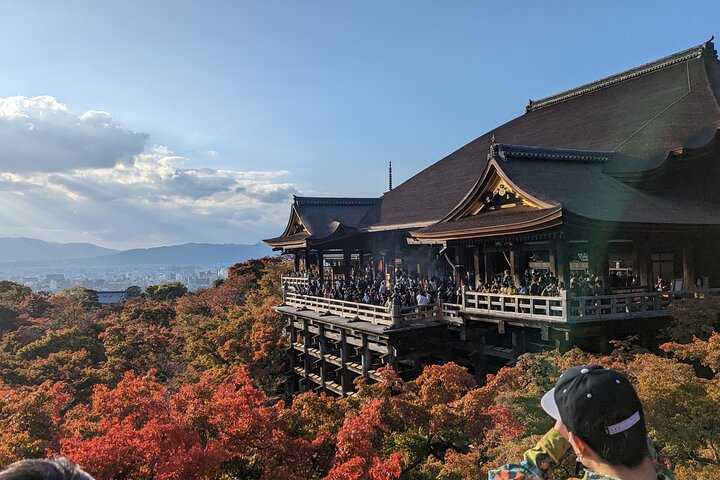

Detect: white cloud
0,95,148,172
0,96,300,248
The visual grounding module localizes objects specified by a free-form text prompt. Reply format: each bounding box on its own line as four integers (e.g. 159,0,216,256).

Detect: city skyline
0,1,718,249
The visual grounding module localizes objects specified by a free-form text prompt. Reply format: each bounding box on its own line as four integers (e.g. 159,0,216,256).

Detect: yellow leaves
628,353,720,462
662,331,720,374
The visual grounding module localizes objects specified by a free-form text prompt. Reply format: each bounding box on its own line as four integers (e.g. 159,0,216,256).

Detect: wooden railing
567,289,720,321
281,277,442,327
399,304,441,322
464,291,565,321
282,276,310,290
441,303,463,323
285,291,394,325
280,277,720,324
284,291,441,326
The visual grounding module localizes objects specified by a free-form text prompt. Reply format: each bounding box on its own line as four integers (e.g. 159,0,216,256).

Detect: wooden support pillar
391,245,400,283
511,328,526,357
591,241,609,287
340,329,349,395
387,345,399,370
634,239,651,287
302,319,311,386
289,320,297,368
454,245,462,286
599,330,610,354
343,250,351,277
361,333,371,380
683,242,695,290
483,251,491,284
555,331,572,354
473,246,481,289
288,318,297,394
541,324,550,342
318,324,327,393
510,245,522,286
317,249,324,279
556,240,571,288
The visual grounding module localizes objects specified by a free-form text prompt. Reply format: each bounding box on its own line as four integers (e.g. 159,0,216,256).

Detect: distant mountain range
0,238,274,266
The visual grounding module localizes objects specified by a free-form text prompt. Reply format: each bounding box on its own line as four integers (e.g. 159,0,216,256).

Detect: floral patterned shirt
487,429,674,480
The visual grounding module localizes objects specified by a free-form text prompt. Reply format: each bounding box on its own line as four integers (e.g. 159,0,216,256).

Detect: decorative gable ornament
470,178,534,215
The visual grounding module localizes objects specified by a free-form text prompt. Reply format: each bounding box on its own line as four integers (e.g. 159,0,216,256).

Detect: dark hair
0,457,94,480
581,408,650,468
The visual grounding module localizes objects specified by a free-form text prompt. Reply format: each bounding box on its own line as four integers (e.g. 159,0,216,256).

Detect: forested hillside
0,258,718,479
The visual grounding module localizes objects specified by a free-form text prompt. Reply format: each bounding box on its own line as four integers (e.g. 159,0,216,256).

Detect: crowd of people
289,264,651,310
289,265,627,312
291,267,460,309
474,269,564,297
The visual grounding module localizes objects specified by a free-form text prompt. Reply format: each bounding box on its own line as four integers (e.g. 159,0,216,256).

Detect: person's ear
568,432,587,459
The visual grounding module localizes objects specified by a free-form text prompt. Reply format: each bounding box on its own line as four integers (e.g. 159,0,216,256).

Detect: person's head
0,457,94,480
541,365,649,469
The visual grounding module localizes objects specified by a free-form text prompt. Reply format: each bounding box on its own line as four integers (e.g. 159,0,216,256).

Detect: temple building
265,39,720,396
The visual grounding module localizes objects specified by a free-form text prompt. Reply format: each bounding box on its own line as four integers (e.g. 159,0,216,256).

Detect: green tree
124,285,142,298
0,281,32,310
99,299,179,383
144,281,188,301
58,286,99,311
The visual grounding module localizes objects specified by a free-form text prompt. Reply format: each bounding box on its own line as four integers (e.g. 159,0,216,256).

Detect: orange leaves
334,399,387,461
325,399,404,480
60,367,284,479
368,452,403,480
414,362,476,406
326,456,366,480
324,452,403,480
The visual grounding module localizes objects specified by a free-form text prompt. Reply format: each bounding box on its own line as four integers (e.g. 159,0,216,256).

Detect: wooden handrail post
391,297,401,327
281,279,288,306
461,285,467,310
561,290,570,322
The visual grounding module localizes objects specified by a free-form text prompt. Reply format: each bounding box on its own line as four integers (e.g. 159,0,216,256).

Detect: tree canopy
0,258,716,478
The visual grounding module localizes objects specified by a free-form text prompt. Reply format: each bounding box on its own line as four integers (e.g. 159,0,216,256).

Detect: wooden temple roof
411,206,562,241
266,39,720,248
359,38,720,231
263,196,378,249
411,143,720,242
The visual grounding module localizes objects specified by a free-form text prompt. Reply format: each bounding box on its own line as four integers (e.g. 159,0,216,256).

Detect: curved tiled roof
412,206,562,240
295,197,377,238
359,39,720,230
497,152,720,226
263,196,377,249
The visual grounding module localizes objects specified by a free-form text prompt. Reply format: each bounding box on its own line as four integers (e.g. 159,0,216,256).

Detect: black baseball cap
541,365,644,445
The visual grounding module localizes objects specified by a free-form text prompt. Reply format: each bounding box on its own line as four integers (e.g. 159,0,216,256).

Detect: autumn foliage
0,260,718,478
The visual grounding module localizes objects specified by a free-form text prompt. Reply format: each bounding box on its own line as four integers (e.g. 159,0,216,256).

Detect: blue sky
0,1,717,248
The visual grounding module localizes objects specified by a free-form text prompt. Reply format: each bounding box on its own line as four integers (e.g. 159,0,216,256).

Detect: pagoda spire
388,160,393,191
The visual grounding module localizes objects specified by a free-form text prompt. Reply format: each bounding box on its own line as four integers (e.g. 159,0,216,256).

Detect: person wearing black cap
488,364,673,480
